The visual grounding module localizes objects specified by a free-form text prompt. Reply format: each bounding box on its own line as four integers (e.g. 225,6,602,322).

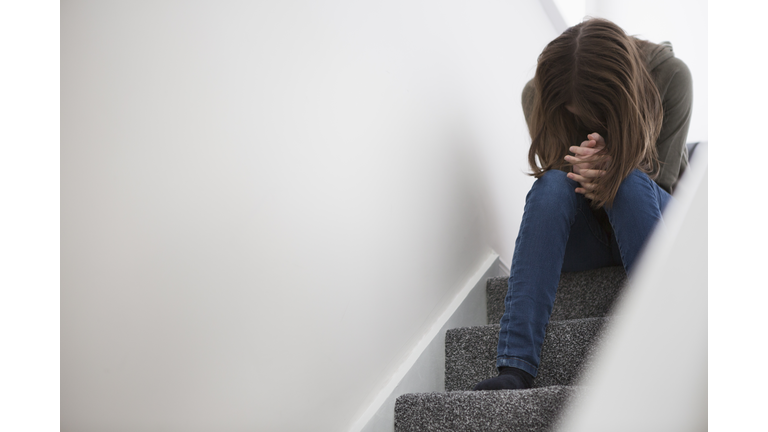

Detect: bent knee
614,170,655,201
528,170,578,205
534,170,576,194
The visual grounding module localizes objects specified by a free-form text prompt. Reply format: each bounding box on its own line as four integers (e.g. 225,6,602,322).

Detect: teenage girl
473,17,693,391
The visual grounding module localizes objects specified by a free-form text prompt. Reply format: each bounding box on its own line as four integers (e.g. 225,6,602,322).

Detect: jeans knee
613,170,654,205
532,170,575,197
527,170,578,209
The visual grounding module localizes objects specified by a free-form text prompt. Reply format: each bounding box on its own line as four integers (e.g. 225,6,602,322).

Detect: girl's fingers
575,187,597,200
568,174,597,190
569,145,596,156
572,163,594,175
580,168,606,178
565,155,585,163
589,133,606,147
565,154,611,170
566,168,605,182
565,155,590,165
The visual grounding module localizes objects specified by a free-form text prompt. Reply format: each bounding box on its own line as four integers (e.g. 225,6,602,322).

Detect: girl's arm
653,57,694,194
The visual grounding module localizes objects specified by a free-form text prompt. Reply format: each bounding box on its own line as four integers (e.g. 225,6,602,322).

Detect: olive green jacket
521,40,693,194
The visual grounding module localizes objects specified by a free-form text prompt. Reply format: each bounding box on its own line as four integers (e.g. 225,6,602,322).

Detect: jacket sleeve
654,57,693,194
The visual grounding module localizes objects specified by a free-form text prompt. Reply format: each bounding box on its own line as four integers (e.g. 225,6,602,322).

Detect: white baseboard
348,251,507,432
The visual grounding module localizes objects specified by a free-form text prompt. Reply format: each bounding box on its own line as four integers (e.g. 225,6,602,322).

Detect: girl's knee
607,169,665,216
534,170,575,194
528,170,578,205
614,170,654,201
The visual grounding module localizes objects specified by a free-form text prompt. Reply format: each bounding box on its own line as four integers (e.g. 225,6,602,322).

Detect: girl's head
528,17,663,207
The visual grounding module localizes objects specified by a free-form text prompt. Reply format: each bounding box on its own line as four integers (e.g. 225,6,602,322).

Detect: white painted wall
358,254,506,432
585,0,708,143
61,1,553,431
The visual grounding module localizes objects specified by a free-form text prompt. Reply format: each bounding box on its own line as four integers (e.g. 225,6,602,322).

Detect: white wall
585,0,708,143
61,1,553,431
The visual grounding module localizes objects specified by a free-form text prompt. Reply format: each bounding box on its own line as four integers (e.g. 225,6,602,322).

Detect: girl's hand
564,133,611,199
570,136,597,175
567,169,606,200
566,133,608,174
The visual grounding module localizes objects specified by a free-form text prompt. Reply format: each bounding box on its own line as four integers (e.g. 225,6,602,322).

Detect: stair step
445,317,607,391
486,266,627,325
395,386,579,432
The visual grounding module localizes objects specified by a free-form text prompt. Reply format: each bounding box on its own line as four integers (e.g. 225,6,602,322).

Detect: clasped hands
563,132,610,201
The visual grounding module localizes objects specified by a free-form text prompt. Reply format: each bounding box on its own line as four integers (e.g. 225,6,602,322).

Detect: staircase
394,266,628,432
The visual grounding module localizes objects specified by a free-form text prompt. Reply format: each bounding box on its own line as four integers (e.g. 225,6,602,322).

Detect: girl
473,17,693,391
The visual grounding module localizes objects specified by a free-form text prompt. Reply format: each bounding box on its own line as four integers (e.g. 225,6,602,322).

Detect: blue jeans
496,169,671,376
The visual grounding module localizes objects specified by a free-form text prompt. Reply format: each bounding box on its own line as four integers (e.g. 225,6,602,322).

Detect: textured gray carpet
395,267,624,431
395,386,580,432
444,317,607,391
486,266,626,325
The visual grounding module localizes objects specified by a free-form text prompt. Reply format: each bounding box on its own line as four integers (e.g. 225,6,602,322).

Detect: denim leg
497,169,669,377
561,205,622,273
496,170,604,376
604,169,672,275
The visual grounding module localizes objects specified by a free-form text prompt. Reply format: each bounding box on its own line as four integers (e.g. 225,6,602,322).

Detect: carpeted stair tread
445,317,607,391
395,386,579,432
486,266,626,325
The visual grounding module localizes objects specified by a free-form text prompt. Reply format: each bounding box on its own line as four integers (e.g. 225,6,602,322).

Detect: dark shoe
472,367,534,390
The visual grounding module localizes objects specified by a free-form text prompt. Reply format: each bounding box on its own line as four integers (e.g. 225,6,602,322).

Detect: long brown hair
527,17,663,208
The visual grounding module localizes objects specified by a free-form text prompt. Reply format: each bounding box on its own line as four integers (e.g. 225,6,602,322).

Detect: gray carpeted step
395,386,579,432
444,317,607,392
486,266,627,326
